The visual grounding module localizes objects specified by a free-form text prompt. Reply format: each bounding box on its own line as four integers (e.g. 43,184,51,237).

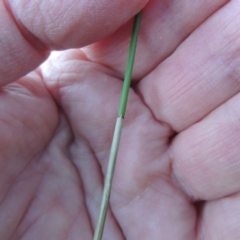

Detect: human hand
0,0,239,239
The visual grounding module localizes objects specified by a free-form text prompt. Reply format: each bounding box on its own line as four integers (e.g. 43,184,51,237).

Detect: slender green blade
93,12,142,240
118,12,142,118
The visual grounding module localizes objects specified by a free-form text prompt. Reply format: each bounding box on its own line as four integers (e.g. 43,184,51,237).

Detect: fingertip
0,0,148,85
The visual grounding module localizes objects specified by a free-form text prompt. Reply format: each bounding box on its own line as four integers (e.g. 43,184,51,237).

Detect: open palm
1,0,240,239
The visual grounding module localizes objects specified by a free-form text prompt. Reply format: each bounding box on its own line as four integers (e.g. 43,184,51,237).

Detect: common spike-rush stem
93,12,142,240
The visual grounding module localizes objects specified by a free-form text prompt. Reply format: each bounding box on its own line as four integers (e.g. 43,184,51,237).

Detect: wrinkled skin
1,0,240,239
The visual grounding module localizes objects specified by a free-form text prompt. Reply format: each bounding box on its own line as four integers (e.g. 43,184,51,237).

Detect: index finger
0,0,148,85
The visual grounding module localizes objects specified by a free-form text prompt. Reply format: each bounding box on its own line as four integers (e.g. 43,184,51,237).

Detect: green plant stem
93,12,142,240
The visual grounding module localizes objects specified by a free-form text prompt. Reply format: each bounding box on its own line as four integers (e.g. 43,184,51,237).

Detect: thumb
0,0,148,85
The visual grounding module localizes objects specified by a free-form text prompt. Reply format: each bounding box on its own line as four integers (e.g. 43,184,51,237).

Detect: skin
0,0,240,239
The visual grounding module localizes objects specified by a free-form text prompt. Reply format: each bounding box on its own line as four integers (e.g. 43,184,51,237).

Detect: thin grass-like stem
93,12,142,240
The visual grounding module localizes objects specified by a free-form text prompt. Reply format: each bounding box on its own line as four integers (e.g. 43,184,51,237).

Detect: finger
197,193,240,239
0,72,58,238
138,0,240,131
82,0,228,79
42,50,196,239
171,93,240,201
0,0,148,84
